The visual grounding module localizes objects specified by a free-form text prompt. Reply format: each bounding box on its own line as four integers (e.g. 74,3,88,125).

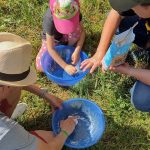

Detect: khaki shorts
0,112,38,150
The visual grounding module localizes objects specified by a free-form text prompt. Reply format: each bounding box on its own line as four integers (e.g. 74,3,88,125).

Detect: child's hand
64,65,77,75
60,116,77,136
71,51,80,65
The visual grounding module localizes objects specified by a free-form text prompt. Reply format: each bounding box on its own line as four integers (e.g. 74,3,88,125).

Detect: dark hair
140,3,150,6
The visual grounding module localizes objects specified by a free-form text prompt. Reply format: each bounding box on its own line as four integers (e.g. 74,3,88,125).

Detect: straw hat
0,32,37,86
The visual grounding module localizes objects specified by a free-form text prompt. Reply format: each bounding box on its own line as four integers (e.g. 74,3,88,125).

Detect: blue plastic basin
52,98,106,149
41,45,89,86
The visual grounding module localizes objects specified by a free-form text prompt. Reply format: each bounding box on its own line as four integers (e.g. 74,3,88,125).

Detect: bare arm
72,22,86,64
37,117,77,150
81,9,122,73
46,34,67,69
75,23,86,53
95,9,122,61
23,84,62,110
46,34,77,75
37,132,67,150
110,64,150,86
129,68,150,85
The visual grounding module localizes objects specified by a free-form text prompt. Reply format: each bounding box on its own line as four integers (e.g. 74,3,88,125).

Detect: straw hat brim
0,66,37,87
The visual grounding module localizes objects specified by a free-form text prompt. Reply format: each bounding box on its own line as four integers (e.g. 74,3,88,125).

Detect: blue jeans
119,16,150,48
130,81,150,112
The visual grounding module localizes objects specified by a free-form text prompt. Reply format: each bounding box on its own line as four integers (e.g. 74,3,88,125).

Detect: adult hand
64,64,77,75
44,93,63,112
60,116,77,135
71,50,80,65
109,63,131,75
80,54,102,73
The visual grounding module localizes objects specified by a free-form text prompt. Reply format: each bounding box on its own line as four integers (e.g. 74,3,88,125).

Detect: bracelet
61,129,69,137
40,88,48,99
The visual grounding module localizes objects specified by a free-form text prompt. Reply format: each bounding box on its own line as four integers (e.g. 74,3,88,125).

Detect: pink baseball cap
50,0,80,34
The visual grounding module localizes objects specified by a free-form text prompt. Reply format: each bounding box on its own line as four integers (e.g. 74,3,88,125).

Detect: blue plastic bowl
41,45,89,86
52,98,106,149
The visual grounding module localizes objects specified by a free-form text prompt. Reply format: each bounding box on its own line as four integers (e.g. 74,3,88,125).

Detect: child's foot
11,103,27,119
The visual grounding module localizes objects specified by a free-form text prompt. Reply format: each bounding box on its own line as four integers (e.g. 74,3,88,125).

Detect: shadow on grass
97,117,149,150
63,116,149,150
113,76,135,100
18,112,52,131
19,114,149,150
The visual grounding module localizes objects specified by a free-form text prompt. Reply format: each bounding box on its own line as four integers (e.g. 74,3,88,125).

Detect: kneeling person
0,32,77,150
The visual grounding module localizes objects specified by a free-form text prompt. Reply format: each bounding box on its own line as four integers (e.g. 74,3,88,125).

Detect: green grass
1,0,150,149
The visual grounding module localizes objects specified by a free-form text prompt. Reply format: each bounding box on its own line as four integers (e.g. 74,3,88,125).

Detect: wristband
61,129,69,137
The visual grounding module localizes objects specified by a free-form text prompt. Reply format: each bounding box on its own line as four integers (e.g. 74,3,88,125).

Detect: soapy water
66,112,93,145
56,107,98,145
68,108,101,145
48,62,81,78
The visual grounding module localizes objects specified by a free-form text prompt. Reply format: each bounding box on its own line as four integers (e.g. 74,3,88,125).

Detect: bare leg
34,130,67,150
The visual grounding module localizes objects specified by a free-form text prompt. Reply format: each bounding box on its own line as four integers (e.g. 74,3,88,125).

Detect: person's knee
130,81,150,112
131,98,150,112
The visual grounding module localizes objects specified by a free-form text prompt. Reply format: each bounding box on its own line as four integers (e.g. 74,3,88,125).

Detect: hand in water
71,50,80,65
60,116,78,135
45,94,63,112
64,64,77,75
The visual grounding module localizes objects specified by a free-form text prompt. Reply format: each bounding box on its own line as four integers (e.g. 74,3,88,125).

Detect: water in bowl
48,58,82,79
56,102,99,146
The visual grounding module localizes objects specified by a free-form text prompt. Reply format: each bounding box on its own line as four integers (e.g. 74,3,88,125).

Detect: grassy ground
0,0,150,149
